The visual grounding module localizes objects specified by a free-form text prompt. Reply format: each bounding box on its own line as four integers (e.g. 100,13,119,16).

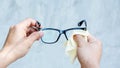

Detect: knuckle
96,39,102,45
10,25,14,29
25,18,36,23
26,18,34,21
13,24,19,29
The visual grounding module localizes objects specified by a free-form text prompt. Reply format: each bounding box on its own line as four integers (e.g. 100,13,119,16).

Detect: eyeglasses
40,20,87,44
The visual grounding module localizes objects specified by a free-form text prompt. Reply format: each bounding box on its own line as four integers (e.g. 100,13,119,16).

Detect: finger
73,34,86,47
25,31,44,47
26,27,38,36
27,31,43,42
17,18,37,29
87,34,97,43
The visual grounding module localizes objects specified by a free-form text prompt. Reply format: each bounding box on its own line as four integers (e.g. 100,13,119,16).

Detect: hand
0,18,43,68
73,34,102,68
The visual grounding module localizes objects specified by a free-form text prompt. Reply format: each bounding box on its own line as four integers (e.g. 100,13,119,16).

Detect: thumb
73,34,86,47
26,31,43,45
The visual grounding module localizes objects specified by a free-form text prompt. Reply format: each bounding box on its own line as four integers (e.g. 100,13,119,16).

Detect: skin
73,34,102,68
0,18,44,68
0,18,102,68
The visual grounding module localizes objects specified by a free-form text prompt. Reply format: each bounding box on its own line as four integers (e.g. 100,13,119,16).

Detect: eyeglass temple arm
78,20,87,30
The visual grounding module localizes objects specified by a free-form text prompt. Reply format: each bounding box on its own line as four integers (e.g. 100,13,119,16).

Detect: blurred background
0,0,120,68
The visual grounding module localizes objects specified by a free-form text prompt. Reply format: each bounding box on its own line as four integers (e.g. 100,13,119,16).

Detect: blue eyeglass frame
40,20,87,44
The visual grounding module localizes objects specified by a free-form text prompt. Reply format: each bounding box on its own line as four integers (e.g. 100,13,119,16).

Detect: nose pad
64,33,68,40
59,30,68,41
61,31,68,40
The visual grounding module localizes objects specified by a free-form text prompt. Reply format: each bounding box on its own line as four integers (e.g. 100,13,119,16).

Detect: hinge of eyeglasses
78,20,87,27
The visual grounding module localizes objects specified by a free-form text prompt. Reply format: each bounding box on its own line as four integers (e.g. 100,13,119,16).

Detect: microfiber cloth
65,30,89,63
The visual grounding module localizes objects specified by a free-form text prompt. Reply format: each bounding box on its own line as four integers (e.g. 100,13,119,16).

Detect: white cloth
65,30,89,63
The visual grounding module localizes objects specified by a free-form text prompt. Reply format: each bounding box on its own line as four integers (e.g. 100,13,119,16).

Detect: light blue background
0,0,120,68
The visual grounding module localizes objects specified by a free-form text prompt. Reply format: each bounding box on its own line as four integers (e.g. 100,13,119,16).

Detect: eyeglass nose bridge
58,30,68,41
